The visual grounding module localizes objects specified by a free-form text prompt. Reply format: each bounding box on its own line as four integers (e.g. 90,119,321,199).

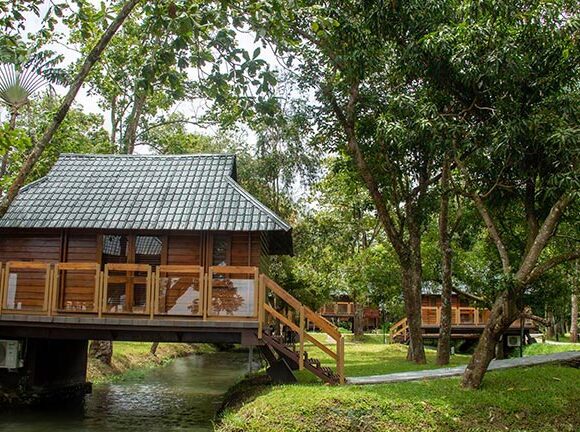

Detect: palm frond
0,63,47,111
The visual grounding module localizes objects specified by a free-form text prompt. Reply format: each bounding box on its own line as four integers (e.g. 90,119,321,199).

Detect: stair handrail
389,316,409,342
260,274,345,384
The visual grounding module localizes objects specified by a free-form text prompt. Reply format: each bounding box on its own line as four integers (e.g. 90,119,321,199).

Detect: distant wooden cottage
391,286,536,351
318,296,380,331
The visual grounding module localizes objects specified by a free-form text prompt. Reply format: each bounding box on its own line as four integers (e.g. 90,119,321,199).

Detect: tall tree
241,0,466,364
0,0,141,216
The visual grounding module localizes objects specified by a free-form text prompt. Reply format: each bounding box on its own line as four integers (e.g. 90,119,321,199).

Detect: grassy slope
218,336,580,432
87,342,213,383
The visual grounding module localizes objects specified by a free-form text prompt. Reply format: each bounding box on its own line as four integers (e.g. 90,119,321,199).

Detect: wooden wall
0,231,263,269
230,232,260,267
0,232,61,310
167,234,202,266
60,233,98,310
421,295,465,308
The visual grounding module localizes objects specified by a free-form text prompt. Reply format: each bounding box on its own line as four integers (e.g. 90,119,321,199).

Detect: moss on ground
217,336,580,432
87,342,215,383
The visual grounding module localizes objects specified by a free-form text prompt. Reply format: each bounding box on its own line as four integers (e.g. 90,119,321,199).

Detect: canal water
0,352,249,431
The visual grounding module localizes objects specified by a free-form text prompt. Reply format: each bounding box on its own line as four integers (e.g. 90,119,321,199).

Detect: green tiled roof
0,154,292,254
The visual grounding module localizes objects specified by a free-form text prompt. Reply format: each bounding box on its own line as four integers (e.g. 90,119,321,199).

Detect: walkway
347,351,580,385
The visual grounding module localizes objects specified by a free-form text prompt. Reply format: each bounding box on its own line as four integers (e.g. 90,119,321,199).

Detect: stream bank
87,342,216,383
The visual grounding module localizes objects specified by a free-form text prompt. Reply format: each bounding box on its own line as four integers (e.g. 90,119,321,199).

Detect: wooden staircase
257,275,345,385
390,317,410,344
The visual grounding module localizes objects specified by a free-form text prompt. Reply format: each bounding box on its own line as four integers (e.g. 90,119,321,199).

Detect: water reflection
0,352,248,432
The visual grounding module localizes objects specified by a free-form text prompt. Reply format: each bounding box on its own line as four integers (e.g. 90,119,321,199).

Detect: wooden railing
391,306,535,338
389,316,409,342
207,266,259,319
153,265,204,318
0,261,346,382
1,261,53,314
258,275,345,384
53,262,101,315
0,261,258,320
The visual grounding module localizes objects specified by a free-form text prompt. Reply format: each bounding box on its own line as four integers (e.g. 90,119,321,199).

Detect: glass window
102,235,128,263
135,236,162,266
212,235,230,266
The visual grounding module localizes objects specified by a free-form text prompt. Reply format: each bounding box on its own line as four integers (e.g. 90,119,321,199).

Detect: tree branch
516,193,573,283
323,82,406,257
521,310,550,327
526,250,580,285
454,154,512,274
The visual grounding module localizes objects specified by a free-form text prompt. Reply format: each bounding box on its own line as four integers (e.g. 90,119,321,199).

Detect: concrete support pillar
0,339,91,405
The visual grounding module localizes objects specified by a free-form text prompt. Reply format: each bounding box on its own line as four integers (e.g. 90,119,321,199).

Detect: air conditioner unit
507,335,521,347
0,340,23,369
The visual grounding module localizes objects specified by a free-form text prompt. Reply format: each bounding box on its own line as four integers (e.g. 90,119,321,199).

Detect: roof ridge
225,177,291,231
59,153,236,158
19,176,49,193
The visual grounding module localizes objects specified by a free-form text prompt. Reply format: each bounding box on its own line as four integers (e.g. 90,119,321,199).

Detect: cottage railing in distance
0,261,345,384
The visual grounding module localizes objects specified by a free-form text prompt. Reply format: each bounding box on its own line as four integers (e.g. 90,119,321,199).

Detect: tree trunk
8,109,18,130
89,340,113,365
546,310,555,339
403,206,427,364
402,260,426,364
0,153,9,179
461,290,519,388
150,342,160,356
437,158,452,365
0,0,141,217
353,301,364,337
571,291,578,343
0,110,18,181
123,91,146,154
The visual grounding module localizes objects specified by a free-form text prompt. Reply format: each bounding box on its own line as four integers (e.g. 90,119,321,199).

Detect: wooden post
42,264,51,315
254,267,260,319
97,271,104,318
338,336,345,384
200,270,206,320
204,268,212,320
47,265,56,317
0,263,4,315
92,265,100,314
299,305,305,370
1,262,10,312
258,274,265,339
102,265,109,315
149,267,156,319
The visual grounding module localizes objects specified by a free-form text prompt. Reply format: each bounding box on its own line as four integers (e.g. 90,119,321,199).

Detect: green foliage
1,93,111,192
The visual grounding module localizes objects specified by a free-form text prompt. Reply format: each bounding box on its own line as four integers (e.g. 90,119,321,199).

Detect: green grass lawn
295,334,472,382
217,336,580,432
522,340,580,356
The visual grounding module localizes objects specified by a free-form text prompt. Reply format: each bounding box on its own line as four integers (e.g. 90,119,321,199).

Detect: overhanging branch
526,250,580,284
